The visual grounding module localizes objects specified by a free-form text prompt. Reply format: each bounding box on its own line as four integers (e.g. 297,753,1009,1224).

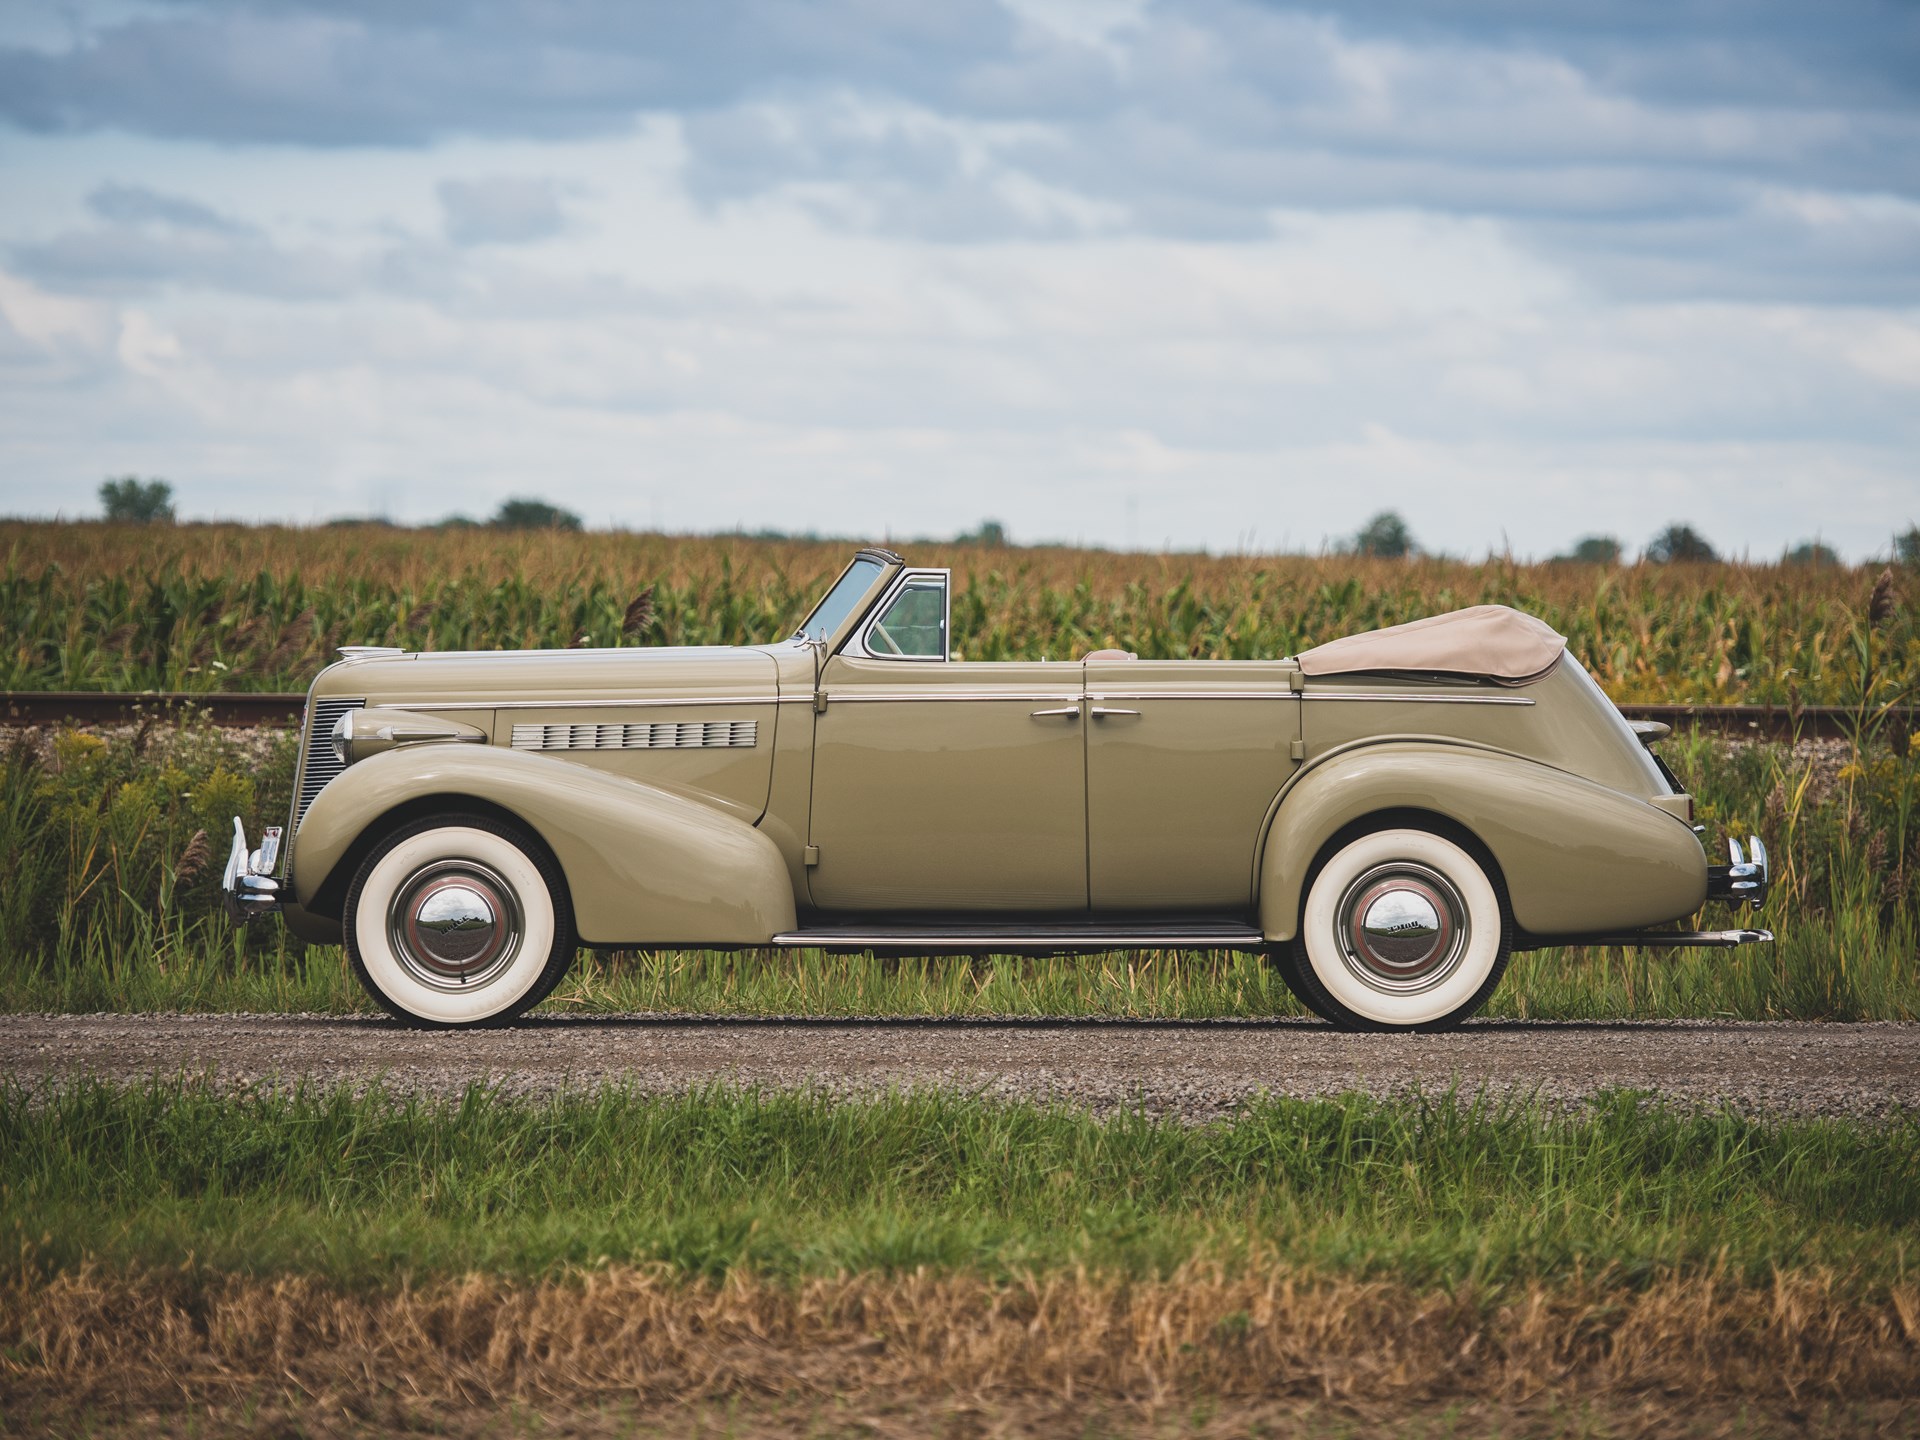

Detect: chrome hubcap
388,861,522,990
1336,863,1468,994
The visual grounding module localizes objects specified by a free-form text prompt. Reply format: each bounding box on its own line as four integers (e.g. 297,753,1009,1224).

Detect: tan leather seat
1082,648,1138,661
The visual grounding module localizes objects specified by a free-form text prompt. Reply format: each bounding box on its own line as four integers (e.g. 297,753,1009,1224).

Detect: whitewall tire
343,816,575,1028
1286,827,1509,1031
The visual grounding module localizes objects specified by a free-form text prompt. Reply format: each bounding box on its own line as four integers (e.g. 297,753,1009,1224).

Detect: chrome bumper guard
1707,834,1770,910
221,817,285,922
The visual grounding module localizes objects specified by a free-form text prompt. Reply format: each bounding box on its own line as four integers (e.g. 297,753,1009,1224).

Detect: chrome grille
511,719,757,751
295,697,364,831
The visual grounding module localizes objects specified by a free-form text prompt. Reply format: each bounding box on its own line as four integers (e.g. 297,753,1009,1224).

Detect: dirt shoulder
4,1013,1915,1118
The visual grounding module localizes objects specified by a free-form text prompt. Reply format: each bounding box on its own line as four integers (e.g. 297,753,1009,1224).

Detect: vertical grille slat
294,698,364,831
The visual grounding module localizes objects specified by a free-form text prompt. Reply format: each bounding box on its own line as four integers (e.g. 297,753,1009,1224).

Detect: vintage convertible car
225,547,1771,1030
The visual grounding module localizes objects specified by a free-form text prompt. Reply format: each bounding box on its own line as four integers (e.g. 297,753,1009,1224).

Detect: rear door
1083,661,1300,911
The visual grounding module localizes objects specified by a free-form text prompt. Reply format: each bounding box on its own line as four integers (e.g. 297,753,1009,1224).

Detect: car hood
310,644,785,708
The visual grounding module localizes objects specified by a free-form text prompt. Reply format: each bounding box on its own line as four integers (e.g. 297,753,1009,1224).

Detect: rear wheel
1283,827,1509,1031
343,815,575,1028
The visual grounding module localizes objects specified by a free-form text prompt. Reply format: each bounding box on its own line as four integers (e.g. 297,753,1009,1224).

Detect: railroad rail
1,690,1910,740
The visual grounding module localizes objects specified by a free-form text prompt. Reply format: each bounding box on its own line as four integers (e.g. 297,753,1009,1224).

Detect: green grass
5,1081,1915,1293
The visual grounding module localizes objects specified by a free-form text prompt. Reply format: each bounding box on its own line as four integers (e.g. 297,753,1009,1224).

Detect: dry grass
7,1261,1917,1420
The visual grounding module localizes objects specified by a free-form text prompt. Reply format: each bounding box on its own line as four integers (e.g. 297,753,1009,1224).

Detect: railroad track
2,689,1909,739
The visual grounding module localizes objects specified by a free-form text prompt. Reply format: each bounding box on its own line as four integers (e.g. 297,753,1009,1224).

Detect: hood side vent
511,720,757,752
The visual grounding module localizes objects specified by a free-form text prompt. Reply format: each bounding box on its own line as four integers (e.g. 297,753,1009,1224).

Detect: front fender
1257,742,1707,941
291,746,797,946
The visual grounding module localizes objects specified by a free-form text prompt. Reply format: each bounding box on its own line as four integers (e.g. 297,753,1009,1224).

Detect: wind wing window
866,577,948,659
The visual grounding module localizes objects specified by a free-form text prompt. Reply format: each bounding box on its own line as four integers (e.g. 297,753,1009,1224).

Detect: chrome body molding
387,695,807,711
1300,692,1535,705
1082,690,1295,701
827,691,1084,704
511,719,758,751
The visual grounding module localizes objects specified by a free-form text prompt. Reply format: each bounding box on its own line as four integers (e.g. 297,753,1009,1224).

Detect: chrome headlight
331,706,488,767
330,708,355,766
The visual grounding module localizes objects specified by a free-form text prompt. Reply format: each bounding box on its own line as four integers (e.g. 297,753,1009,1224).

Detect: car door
1083,660,1301,911
807,569,1089,912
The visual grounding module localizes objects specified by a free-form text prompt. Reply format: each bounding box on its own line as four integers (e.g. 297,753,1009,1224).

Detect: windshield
796,557,886,641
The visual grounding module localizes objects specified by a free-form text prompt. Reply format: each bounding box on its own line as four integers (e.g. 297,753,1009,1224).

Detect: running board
773,919,1267,954
1534,928,1775,950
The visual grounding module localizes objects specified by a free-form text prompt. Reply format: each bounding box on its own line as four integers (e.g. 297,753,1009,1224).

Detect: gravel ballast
3,1013,1916,1119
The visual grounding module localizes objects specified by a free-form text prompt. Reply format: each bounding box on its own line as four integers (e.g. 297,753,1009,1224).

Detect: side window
865,575,948,659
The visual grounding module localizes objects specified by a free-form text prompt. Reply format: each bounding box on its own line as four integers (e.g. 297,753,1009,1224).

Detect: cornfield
2,521,1913,705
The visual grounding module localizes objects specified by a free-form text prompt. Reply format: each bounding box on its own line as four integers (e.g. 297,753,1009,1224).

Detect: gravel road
4,1013,1917,1119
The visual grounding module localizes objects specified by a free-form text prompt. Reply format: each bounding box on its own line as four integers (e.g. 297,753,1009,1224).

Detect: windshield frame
792,549,901,648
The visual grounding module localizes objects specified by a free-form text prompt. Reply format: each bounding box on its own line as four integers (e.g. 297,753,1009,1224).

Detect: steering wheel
869,623,906,656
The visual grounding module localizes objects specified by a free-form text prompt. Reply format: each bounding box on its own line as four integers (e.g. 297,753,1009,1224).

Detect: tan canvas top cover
1296,604,1567,684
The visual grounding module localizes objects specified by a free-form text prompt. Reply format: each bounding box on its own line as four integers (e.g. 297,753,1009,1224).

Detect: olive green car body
261,549,1725,955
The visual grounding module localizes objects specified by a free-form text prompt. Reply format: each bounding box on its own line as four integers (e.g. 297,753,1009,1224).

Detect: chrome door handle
1089,706,1140,718
1029,706,1081,718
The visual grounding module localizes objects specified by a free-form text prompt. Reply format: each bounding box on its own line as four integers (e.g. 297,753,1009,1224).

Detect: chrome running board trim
1545,928,1775,949
774,920,1266,952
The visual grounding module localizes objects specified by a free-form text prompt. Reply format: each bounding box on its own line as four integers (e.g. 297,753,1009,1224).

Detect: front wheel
343,815,576,1028
1284,827,1509,1031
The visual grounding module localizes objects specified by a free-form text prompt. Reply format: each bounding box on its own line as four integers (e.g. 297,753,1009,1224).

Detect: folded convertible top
1296,604,1567,685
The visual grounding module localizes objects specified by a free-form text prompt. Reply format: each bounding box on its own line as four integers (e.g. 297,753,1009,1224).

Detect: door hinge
803,844,821,867
1287,670,1305,693
1290,738,1305,762
814,691,828,714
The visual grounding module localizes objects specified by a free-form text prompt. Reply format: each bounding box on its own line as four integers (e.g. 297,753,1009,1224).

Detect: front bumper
221,816,285,922
1706,834,1770,910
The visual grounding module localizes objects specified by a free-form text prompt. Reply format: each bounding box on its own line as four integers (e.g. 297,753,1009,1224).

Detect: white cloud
0,2,1916,552
438,176,568,246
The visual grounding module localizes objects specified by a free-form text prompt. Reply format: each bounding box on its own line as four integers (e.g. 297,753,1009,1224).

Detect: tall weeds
0,717,1914,1020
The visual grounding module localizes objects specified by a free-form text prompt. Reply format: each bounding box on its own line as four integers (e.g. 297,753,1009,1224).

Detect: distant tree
1783,539,1841,568
323,515,397,529
956,519,1009,546
1645,523,1718,564
1353,511,1413,558
1565,535,1622,564
1896,525,1920,568
490,498,582,531
99,477,174,524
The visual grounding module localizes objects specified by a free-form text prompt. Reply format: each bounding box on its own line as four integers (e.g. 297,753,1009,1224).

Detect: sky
0,1,1916,560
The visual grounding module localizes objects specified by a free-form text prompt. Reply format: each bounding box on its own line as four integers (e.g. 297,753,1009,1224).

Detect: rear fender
1257,741,1707,941
291,745,797,945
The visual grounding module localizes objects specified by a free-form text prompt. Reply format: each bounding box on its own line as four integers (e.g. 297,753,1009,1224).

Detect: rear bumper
1707,834,1770,909
220,816,285,922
